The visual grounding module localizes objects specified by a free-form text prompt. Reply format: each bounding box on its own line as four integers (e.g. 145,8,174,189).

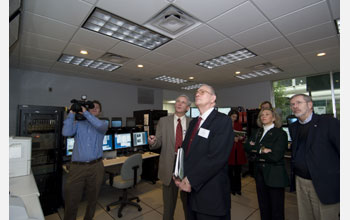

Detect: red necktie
186,117,202,156
175,118,183,152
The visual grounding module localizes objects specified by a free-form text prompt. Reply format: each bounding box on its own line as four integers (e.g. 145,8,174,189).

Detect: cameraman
62,100,108,220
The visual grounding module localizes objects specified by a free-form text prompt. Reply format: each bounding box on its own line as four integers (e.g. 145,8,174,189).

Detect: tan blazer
149,114,191,186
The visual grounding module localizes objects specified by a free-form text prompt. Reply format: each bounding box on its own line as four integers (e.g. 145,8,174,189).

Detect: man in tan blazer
148,94,191,220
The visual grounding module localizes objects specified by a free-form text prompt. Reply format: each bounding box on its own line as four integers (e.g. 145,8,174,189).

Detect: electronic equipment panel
111,117,122,128
217,107,231,115
114,133,132,149
132,131,148,147
126,117,136,127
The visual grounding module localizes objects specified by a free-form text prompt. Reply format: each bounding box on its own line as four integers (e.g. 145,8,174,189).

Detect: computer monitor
286,115,298,125
114,133,132,149
282,126,292,142
102,134,113,151
66,137,75,156
111,117,122,128
126,117,136,127
217,107,231,115
99,117,110,128
132,131,148,147
190,107,200,118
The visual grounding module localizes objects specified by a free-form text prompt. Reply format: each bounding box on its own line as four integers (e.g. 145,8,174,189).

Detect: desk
103,151,159,167
9,172,45,220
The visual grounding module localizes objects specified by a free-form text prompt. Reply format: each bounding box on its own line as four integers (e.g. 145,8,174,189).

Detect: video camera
69,95,95,121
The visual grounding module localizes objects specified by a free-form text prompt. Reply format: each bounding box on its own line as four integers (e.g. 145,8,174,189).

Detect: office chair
106,153,143,218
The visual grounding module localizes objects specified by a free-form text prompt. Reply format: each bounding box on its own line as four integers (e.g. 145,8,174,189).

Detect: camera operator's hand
81,106,87,113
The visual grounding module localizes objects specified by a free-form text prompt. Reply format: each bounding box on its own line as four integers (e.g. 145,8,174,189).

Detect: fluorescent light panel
82,8,171,50
197,49,256,69
235,67,282,80
58,54,121,72
154,75,188,84
181,84,203,90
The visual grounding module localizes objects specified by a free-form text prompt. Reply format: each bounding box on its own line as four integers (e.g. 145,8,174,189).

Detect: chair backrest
120,153,143,182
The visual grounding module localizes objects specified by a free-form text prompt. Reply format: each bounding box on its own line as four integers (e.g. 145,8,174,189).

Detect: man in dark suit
148,94,191,220
289,94,339,220
175,84,234,220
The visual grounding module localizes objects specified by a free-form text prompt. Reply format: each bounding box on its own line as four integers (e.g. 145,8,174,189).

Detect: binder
173,148,184,180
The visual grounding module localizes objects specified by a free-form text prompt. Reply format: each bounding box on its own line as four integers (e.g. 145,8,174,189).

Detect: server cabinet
16,105,65,216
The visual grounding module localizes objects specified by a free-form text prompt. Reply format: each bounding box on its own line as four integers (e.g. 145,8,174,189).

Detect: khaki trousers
296,176,339,220
64,160,105,220
162,178,188,220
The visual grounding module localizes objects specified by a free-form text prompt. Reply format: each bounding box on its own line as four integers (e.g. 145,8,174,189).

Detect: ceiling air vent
98,53,131,66
144,5,202,38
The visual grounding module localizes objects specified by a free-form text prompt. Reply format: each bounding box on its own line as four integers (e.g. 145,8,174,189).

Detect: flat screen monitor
111,117,122,128
185,110,190,117
102,134,113,151
66,137,75,156
218,107,231,115
99,117,110,128
132,131,148,147
282,126,292,142
287,115,298,125
114,133,132,149
190,107,200,118
126,117,136,127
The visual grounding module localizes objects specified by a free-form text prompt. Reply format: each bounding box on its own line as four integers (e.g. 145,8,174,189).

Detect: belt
71,157,102,165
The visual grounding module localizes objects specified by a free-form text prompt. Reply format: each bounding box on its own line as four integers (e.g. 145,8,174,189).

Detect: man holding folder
148,94,191,220
175,84,234,220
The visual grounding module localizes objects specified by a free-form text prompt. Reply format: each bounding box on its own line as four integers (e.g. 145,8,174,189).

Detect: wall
216,81,273,109
9,68,163,135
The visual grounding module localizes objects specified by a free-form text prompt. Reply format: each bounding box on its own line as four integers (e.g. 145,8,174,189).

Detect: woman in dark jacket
244,108,289,220
228,109,247,195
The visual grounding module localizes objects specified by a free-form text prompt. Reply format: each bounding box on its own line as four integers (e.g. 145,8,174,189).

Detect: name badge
198,128,210,139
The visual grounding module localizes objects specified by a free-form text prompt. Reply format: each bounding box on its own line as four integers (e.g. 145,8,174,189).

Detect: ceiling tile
272,1,332,35
176,24,226,49
328,0,340,19
303,46,339,62
272,55,308,66
261,47,299,61
21,12,77,41
173,0,246,22
200,38,242,57
96,0,169,24
21,46,61,61
109,41,149,59
21,31,68,52
63,42,106,59
153,40,195,58
208,1,267,36
286,22,337,46
23,0,93,26
248,37,292,55
71,28,119,51
82,0,98,5
233,56,268,68
137,52,173,66
295,36,339,54
20,56,56,68
251,0,322,20
231,22,282,47
177,50,213,64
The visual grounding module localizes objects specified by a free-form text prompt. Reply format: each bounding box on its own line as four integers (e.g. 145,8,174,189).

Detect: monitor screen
114,133,132,149
282,127,292,142
102,134,113,151
190,107,200,118
133,131,148,147
218,107,231,115
66,137,74,156
126,117,136,127
288,117,298,124
185,110,190,117
111,120,122,128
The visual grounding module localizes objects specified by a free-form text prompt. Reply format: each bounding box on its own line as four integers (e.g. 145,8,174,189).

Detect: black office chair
106,153,143,218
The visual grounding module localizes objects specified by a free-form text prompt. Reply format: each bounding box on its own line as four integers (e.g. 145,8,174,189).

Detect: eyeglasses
195,89,212,95
290,101,307,107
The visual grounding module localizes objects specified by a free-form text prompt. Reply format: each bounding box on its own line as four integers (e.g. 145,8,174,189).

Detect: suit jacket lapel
169,115,175,150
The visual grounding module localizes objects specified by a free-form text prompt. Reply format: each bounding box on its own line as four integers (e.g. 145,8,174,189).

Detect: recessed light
137,64,144,68
80,50,88,55
317,52,326,57
189,76,194,80
235,71,240,74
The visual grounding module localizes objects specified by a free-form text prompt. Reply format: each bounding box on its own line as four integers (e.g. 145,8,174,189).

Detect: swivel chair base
106,188,142,218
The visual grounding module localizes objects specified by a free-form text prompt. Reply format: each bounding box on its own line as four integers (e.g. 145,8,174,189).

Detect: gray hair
200,84,216,96
290,94,313,103
177,94,191,106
